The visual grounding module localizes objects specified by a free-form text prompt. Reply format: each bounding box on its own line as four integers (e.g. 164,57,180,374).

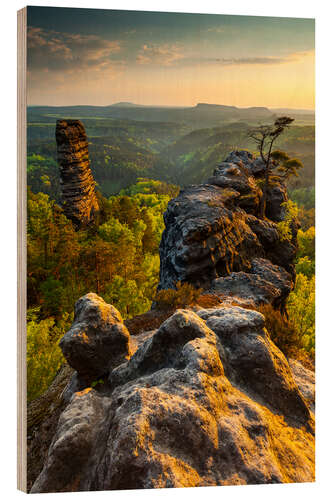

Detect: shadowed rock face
158,150,298,303
158,184,264,290
31,304,314,493
56,120,99,228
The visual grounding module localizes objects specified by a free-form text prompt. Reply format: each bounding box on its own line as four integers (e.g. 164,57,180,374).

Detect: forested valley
27,105,315,402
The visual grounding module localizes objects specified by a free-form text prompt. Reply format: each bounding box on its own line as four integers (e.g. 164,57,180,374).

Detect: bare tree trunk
44,238,48,267
260,164,270,218
260,138,275,218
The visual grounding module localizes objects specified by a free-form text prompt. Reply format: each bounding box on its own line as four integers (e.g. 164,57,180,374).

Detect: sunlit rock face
56,119,99,228
31,305,314,493
158,150,298,303
223,150,289,222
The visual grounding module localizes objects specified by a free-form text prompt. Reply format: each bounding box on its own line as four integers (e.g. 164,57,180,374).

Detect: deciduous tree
248,117,303,217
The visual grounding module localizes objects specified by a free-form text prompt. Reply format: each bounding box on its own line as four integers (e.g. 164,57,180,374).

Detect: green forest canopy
27,177,315,402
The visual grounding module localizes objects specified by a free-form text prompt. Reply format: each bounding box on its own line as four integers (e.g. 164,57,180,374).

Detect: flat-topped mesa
158,150,298,308
56,119,99,228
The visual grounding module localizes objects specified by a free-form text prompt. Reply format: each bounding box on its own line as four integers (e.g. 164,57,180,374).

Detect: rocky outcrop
207,161,262,214
27,363,74,491
28,149,311,493
158,150,298,305
158,183,265,291
223,150,289,222
31,302,314,493
56,119,99,228
209,258,292,309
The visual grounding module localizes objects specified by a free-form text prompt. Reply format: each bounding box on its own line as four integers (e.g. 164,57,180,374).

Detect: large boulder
59,293,130,382
224,150,266,177
30,388,110,494
31,306,314,493
207,162,262,213
209,258,292,309
196,307,309,422
158,183,264,290
27,363,74,491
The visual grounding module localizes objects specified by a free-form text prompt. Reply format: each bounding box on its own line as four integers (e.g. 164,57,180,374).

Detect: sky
27,7,315,109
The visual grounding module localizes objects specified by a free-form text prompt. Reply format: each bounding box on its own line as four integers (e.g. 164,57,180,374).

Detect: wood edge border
17,6,27,493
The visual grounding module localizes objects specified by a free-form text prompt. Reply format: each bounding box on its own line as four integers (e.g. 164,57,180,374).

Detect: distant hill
195,103,238,111
109,102,145,108
269,108,315,115
28,103,274,127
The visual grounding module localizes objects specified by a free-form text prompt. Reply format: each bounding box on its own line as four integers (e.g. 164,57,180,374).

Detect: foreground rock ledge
31,300,314,493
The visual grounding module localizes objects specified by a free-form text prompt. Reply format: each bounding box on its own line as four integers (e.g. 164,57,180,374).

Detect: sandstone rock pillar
56,119,99,228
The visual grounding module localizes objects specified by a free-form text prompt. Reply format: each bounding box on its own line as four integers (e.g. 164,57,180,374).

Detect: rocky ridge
158,150,297,300
28,150,314,492
56,119,99,228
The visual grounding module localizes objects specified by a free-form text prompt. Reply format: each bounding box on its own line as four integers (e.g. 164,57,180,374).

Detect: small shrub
258,303,303,358
295,256,315,279
124,310,173,336
193,293,224,309
287,273,315,358
91,379,104,388
154,281,203,310
259,292,315,364
297,226,315,261
27,311,72,402
277,200,298,242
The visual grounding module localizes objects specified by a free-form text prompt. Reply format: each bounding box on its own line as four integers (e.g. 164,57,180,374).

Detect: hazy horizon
27,7,315,110
27,101,315,112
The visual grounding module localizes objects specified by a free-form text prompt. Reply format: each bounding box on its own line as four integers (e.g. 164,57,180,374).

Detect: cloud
207,56,290,65
206,27,226,33
27,27,122,73
136,43,183,66
180,51,312,67
134,45,312,69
